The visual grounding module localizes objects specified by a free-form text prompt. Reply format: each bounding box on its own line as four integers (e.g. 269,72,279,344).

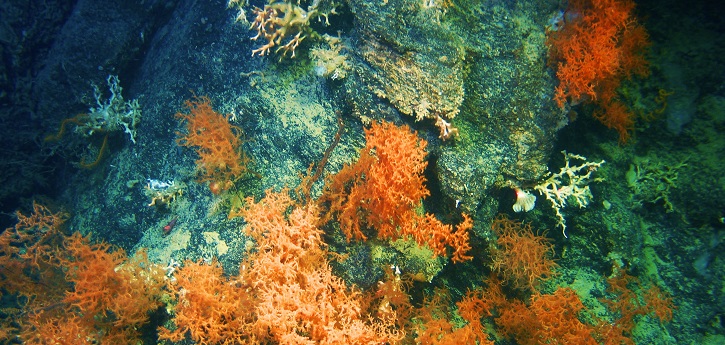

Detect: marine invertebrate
241,0,339,59
489,215,557,291
44,75,140,168
144,179,185,208
175,95,249,194
319,120,472,262
2,205,166,344
533,151,605,237
158,259,255,344
46,75,141,143
512,187,536,212
547,0,650,142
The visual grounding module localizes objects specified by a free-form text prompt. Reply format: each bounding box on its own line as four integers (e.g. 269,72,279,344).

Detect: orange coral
490,215,557,290
51,233,166,342
0,202,67,288
158,260,256,344
595,264,675,343
642,284,675,323
165,190,395,344
548,0,650,142
175,95,249,193
403,213,474,263
1,219,166,344
319,121,472,262
0,203,69,341
0,202,165,344
528,288,598,345
492,287,598,345
414,288,494,345
239,190,394,343
320,121,428,241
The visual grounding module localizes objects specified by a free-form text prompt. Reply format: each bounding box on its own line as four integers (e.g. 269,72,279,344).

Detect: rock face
344,0,564,218
21,0,564,252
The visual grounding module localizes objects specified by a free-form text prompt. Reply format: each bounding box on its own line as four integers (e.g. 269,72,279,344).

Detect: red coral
548,0,650,142
175,95,249,193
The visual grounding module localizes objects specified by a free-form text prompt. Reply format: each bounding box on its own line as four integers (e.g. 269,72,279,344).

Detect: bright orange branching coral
414,288,494,345
239,190,396,343
176,95,249,193
319,120,472,262
0,202,67,290
595,264,675,343
0,202,68,340
548,0,650,142
165,190,397,344
0,203,166,345
527,288,598,345
158,259,256,344
492,287,598,345
490,215,557,290
59,233,166,329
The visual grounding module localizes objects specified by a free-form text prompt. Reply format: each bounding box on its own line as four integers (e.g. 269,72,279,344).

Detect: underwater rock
344,0,564,214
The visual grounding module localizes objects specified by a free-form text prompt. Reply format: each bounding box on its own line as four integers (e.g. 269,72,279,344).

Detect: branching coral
224,190,395,343
413,288,494,345
59,233,166,328
175,95,249,194
0,202,68,307
319,120,472,262
240,0,339,59
596,264,675,343
489,215,557,291
533,151,605,237
45,75,141,143
625,157,686,212
158,260,256,344
1,204,166,344
487,286,598,345
547,0,650,142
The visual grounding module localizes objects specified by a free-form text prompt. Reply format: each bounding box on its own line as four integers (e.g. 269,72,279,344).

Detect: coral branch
533,151,605,237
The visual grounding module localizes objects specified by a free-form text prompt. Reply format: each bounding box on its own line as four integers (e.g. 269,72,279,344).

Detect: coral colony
3,0,688,343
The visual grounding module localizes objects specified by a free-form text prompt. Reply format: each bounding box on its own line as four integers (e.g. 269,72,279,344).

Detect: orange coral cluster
0,203,166,344
319,121,472,262
58,234,166,332
175,95,249,193
548,0,650,142
496,287,599,345
489,215,558,290
0,202,69,338
596,264,676,344
413,288,494,345
165,190,398,344
158,259,256,344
